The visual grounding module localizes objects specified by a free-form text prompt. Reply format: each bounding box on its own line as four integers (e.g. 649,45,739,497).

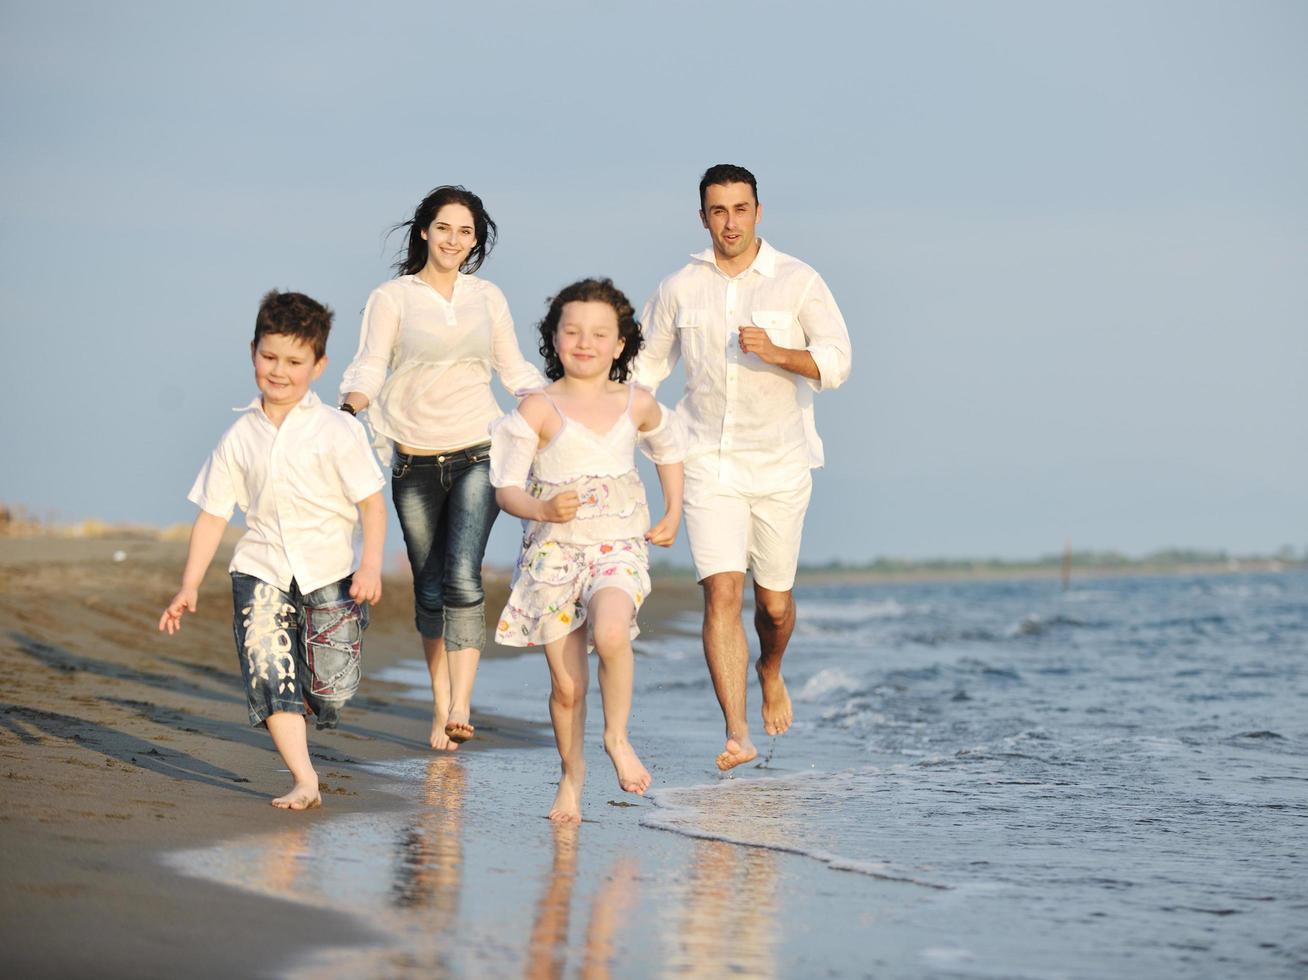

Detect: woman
340,186,545,749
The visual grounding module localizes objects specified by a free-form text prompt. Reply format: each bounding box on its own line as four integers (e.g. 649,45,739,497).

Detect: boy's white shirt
189,389,385,594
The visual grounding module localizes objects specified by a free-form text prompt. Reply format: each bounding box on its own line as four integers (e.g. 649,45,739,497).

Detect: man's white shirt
189,390,385,594
633,239,852,493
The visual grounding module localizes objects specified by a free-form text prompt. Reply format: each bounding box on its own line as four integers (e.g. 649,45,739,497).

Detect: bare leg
265,711,321,810
590,589,651,795
543,627,589,822
702,572,757,771
424,635,457,751
445,645,479,743
753,583,796,736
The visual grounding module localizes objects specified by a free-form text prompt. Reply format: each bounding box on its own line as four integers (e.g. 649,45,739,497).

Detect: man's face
700,182,762,263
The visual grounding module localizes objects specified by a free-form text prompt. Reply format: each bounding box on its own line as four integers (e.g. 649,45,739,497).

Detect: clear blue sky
3,1,1305,563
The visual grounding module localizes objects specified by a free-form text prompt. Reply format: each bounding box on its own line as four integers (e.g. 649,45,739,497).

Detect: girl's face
420,203,477,274
554,301,623,381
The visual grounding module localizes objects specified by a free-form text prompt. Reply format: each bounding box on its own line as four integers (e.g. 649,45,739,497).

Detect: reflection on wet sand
663,840,779,979
261,823,313,897
392,756,467,926
526,823,641,980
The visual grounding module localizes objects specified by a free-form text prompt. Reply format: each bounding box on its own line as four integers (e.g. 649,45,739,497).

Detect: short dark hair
699,163,759,211
537,278,644,383
391,185,498,277
253,290,333,361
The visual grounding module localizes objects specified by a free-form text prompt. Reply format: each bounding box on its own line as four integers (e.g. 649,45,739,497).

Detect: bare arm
736,329,821,380
495,486,579,524
645,460,684,548
349,491,386,604
158,511,229,634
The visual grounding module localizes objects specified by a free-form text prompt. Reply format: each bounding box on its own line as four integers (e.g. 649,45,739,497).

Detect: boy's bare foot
756,662,793,736
716,735,758,772
603,733,651,795
549,770,584,823
444,710,475,744
430,712,458,751
271,780,322,811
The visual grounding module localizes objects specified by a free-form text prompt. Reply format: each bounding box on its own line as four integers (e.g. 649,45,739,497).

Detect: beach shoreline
0,535,709,977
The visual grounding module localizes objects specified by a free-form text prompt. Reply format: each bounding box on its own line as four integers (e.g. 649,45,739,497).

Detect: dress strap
536,389,568,427
623,382,636,420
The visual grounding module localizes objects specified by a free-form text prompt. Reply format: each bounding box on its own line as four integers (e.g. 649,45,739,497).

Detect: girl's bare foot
603,733,651,795
549,768,584,822
716,735,758,771
444,709,475,744
756,662,793,736
430,712,458,751
272,779,322,811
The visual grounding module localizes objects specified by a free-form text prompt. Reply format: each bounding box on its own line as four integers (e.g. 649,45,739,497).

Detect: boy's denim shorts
230,572,368,730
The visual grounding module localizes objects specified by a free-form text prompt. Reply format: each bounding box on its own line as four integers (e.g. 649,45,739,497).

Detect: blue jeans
391,442,499,650
230,573,367,730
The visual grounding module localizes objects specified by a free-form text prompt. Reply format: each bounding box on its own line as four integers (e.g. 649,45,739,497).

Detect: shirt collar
690,238,778,279
232,388,323,414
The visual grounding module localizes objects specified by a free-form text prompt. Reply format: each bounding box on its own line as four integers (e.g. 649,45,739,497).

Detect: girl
340,186,546,750
490,279,686,822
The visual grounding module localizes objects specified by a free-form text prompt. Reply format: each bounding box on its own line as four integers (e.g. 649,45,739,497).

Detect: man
634,164,853,770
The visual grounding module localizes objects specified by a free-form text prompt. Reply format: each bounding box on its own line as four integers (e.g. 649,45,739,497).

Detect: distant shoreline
3,520,1301,587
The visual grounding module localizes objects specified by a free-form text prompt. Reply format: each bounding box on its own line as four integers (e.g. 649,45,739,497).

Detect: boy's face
251,334,326,411
555,301,623,381
700,181,762,263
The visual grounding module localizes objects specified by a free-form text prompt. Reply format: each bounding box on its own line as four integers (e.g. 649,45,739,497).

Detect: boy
159,290,386,810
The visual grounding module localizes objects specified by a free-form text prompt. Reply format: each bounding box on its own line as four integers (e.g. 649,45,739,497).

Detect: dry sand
0,535,704,977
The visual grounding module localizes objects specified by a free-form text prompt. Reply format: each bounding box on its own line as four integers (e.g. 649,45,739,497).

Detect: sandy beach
7,539,858,973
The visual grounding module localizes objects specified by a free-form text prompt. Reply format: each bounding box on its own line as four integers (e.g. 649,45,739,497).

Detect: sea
169,570,1308,978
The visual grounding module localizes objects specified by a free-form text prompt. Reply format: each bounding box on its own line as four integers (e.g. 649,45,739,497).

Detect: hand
738,326,784,365
350,566,382,605
541,491,580,523
159,587,198,635
645,512,681,548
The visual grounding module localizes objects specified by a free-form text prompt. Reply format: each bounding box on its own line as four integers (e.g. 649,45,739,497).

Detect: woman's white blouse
339,274,547,454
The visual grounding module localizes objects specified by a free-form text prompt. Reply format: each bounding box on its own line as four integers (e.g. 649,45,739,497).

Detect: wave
643,772,951,890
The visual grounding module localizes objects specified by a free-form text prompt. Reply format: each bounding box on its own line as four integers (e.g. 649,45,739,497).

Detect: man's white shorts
683,467,813,592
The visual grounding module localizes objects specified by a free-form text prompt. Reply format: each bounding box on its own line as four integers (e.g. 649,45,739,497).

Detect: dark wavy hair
537,278,644,383
699,163,759,211
390,185,498,276
253,290,333,360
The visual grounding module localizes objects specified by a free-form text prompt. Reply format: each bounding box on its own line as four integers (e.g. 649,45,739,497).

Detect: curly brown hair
253,290,333,360
537,278,644,382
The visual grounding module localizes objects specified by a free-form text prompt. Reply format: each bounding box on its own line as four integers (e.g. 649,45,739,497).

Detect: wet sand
0,535,706,977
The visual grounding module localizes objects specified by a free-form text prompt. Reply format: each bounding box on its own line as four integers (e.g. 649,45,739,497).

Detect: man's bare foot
549,770,584,822
430,712,459,751
715,735,758,772
603,733,651,795
444,709,475,744
271,780,322,811
756,662,793,736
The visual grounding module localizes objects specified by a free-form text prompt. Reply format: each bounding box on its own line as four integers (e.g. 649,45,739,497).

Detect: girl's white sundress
490,386,676,648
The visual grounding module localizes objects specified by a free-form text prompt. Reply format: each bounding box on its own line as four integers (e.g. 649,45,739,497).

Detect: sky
2,1,1305,565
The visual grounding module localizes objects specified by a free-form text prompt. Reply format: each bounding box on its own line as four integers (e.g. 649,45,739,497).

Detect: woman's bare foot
549,769,584,822
603,733,651,795
756,662,793,736
271,779,322,811
444,709,475,744
715,735,758,771
430,711,459,751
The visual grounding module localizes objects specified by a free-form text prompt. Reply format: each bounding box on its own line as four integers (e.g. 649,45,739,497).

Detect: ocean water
168,570,1308,978
629,570,1308,978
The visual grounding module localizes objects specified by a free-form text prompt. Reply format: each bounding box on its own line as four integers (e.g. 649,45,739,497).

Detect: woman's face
420,203,477,274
